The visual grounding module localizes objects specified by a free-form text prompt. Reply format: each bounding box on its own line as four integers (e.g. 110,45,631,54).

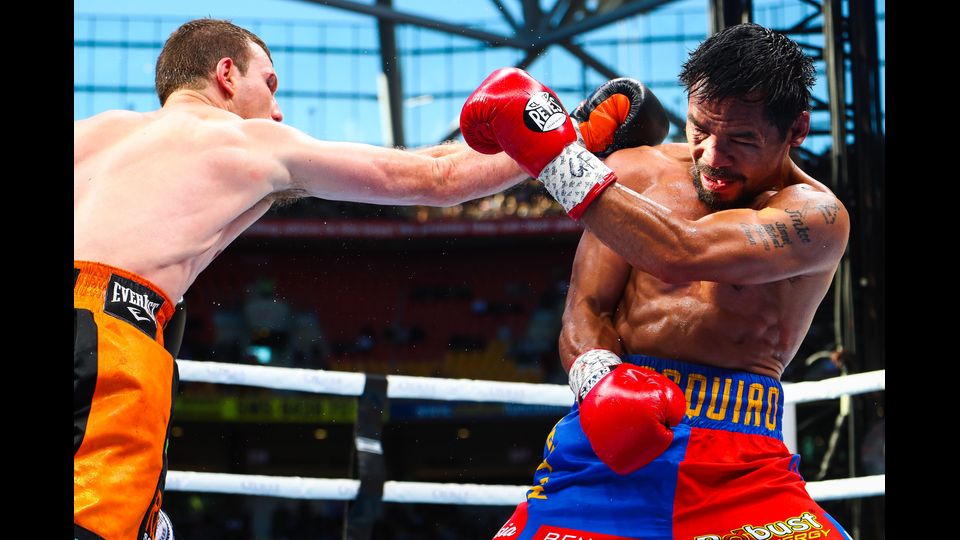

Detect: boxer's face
232,42,284,123
685,92,807,210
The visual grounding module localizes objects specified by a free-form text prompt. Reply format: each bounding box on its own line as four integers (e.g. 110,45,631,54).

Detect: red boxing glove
460,68,616,220
460,67,576,177
569,350,687,475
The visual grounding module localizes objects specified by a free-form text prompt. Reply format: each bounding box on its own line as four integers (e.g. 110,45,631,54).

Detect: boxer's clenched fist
569,349,687,475
460,68,616,220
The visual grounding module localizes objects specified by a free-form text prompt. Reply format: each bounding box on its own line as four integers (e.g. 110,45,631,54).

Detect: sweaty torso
74,106,290,301
609,144,836,378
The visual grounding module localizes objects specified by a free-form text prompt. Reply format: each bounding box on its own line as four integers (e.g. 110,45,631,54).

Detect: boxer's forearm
411,141,463,158
261,123,526,207
579,183,692,283
428,145,528,206
558,230,631,373
581,181,850,285
559,306,623,374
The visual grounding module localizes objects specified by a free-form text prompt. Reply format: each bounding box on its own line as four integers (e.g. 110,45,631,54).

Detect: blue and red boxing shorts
494,355,852,540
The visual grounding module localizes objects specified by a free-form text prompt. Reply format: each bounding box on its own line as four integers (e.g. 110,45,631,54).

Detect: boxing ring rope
177,360,573,405
169,360,885,505
166,472,885,505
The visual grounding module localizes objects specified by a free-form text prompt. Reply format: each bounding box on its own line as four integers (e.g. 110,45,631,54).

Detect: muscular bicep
559,230,631,370
686,191,850,284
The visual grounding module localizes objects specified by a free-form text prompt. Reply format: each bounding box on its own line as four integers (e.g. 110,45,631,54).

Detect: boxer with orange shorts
74,262,179,540
75,17,564,539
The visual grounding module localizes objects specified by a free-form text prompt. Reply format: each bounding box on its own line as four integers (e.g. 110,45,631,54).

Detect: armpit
267,188,309,208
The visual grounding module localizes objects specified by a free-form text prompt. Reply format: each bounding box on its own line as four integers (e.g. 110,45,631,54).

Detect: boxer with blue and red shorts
494,355,851,540
461,24,853,540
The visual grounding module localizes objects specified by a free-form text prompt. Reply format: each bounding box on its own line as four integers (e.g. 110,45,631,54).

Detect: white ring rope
177,360,367,396
168,471,360,500
172,360,885,504
177,360,884,406
781,370,885,404
166,471,530,505
804,475,886,502
178,359,573,405
165,471,884,505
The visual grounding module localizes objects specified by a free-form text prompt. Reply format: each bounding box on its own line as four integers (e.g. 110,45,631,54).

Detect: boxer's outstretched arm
580,159,850,285
245,120,527,206
410,141,468,158
559,230,631,373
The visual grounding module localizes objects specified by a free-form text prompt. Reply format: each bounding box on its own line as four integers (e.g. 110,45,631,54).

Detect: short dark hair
678,23,815,137
155,18,273,105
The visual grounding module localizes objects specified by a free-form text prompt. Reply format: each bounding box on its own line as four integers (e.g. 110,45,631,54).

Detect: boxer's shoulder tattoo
741,221,792,251
783,206,812,243
759,222,791,250
816,202,840,224
770,222,793,246
740,223,758,247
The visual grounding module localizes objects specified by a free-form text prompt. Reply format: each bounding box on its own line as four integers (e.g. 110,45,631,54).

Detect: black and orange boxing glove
572,78,669,158
569,349,687,475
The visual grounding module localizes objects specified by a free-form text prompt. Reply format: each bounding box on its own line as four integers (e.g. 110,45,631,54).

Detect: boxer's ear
215,57,238,97
787,111,810,148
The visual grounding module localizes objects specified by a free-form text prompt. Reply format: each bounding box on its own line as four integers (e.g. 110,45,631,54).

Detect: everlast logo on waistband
524,92,567,133
104,274,165,338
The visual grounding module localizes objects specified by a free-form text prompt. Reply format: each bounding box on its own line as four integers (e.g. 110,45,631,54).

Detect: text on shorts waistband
74,261,174,341
624,354,784,440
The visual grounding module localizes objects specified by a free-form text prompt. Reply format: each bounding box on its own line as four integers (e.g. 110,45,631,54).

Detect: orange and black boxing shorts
74,261,178,540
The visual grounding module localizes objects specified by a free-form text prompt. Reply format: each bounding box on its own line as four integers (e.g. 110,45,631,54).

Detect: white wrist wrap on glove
572,121,585,147
537,142,616,219
569,349,623,402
